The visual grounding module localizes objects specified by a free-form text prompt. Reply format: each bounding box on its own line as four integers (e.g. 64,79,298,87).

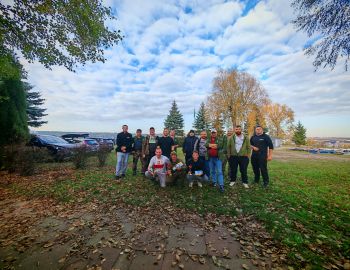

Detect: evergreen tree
0,78,29,146
164,100,184,136
193,102,209,132
25,83,47,127
292,121,307,146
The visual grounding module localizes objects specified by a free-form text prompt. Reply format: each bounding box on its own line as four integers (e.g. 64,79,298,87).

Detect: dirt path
0,187,288,270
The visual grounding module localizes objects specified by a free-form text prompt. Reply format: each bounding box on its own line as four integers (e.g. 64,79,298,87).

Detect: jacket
142,135,159,156
183,135,199,156
205,135,225,160
116,132,133,153
227,134,251,157
132,136,145,152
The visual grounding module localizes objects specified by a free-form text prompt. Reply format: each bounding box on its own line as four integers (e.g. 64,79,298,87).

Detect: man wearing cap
206,129,225,192
168,151,187,186
227,125,251,188
183,129,199,165
250,125,274,188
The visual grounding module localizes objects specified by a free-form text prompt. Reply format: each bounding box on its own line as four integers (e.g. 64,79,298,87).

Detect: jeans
209,157,224,186
229,156,249,184
116,152,129,176
145,170,167,187
199,156,210,177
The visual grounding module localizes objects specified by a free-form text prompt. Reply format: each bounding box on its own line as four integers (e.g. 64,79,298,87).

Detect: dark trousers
229,156,249,184
185,153,192,165
199,156,210,177
144,153,155,172
251,154,269,185
132,150,145,173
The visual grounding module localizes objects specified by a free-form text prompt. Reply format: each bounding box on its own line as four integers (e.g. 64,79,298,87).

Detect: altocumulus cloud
24,0,350,136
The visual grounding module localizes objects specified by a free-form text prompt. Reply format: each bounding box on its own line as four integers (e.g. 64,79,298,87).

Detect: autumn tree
208,69,269,129
292,0,350,71
264,103,294,138
0,0,123,74
164,100,184,136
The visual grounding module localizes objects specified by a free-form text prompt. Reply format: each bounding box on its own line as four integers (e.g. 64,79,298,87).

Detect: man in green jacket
227,125,251,188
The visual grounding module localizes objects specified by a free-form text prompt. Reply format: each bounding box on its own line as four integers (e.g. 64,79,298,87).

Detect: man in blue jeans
206,129,225,192
115,124,133,181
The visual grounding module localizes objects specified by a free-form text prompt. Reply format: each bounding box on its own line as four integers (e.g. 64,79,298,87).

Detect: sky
24,0,350,137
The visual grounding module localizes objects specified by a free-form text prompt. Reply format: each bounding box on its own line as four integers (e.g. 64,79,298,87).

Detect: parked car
78,138,100,152
61,133,89,144
28,134,77,160
89,137,114,151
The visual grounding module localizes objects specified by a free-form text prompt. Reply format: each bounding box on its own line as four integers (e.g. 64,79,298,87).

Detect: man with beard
157,128,174,159
142,127,159,173
227,125,251,188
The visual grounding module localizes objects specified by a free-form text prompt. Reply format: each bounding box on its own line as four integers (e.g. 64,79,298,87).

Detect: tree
25,83,48,128
0,0,123,73
264,103,294,138
292,121,307,146
0,78,29,146
292,0,350,71
164,100,184,136
208,69,269,128
193,102,209,132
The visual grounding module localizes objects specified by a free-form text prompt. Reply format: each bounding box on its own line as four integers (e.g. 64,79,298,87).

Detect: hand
267,156,272,161
211,144,218,149
252,146,259,151
121,146,126,151
142,154,146,158
166,170,171,176
148,170,154,176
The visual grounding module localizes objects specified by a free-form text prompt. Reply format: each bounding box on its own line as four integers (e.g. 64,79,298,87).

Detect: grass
9,150,350,269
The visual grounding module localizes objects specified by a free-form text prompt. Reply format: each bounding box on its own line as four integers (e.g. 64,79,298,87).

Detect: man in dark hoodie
182,130,199,165
115,124,133,180
250,125,274,188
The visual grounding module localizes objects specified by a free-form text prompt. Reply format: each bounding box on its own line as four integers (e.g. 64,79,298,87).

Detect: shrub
72,145,89,169
97,144,110,167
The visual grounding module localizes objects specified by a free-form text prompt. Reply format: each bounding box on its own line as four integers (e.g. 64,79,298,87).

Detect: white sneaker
198,182,203,188
243,183,249,189
189,182,193,188
229,182,236,187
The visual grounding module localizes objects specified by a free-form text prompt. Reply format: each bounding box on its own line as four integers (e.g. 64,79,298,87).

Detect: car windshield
40,135,68,144
85,140,98,145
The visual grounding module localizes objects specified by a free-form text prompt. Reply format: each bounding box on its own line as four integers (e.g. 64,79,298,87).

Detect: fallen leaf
178,263,184,269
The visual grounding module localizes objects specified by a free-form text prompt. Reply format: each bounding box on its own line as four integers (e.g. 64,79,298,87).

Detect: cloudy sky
25,0,350,137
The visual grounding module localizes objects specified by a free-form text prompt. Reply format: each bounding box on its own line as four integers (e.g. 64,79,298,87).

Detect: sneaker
115,175,120,180
219,185,224,193
198,182,203,188
210,182,217,187
121,174,126,178
243,183,249,189
189,182,193,188
229,181,236,187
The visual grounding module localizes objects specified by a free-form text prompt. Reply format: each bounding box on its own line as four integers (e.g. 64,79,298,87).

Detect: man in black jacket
115,124,133,180
250,125,274,187
183,130,199,165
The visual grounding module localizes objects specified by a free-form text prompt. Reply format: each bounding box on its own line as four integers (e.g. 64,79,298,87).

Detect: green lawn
10,150,350,269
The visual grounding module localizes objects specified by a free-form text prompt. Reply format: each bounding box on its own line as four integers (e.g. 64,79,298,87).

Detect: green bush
72,145,89,169
97,144,110,167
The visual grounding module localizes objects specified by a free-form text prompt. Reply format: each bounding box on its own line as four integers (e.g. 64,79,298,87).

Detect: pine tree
25,83,47,127
164,100,184,136
193,102,209,132
292,121,307,146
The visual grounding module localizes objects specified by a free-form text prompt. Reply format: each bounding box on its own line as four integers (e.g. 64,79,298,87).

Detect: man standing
132,129,145,176
206,129,225,192
187,150,208,188
115,125,133,180
157,128,174,159
142,127,159,172
227,125,251,188
145,148,170,188
222,128,234,177
182,130,199,165
168,151,187,186
194,130,210,177
250,125,274,188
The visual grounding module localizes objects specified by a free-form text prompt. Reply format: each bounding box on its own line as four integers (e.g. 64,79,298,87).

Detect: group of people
115,124,274,192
